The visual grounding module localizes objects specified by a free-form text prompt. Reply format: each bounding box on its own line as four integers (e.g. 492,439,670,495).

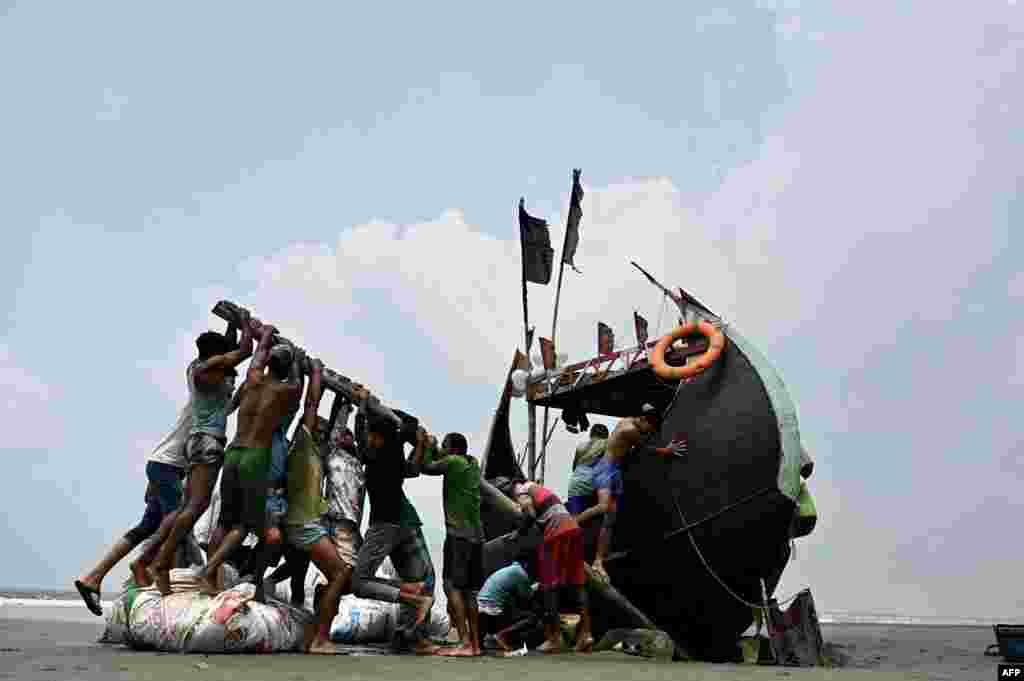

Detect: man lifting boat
591,403,686,581
197,323,304,599
146,316,255,595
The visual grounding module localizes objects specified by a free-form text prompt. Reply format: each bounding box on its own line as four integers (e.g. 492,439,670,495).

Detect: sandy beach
0,603,1004,681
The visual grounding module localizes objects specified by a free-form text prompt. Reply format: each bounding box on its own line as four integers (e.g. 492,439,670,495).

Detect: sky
1,1,1022,619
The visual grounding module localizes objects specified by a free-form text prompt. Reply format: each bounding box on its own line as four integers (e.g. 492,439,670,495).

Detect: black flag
519,199,554,285
562,169,584,273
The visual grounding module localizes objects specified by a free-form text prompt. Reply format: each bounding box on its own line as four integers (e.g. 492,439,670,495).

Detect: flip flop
74,580,103,616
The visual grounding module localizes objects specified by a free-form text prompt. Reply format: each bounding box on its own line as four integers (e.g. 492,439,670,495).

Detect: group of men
74,314,628,657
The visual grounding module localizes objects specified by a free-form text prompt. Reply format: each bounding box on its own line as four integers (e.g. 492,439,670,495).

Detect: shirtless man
223,348,302,602
147,316,254,595
591,403,686,581
196,323,304,599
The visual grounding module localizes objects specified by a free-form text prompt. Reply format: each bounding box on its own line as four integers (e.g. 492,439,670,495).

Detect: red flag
634,311,649,346
539,337,556,370
598,322,615,356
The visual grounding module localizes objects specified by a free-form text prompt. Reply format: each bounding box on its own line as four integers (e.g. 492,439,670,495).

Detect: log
211,300,401,428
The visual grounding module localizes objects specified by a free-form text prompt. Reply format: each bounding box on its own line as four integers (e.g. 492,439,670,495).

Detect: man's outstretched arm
195,314,256,388
418,434,449,476
575,488,610,525
246,323,277,383
302,359,324,434
404,427,430,478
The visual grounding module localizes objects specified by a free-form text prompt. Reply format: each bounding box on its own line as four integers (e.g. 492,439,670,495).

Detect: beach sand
0,604,1004,681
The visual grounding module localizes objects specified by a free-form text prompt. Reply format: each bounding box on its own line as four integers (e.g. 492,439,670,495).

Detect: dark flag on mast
562,168,584,273
519,199,554,285
598,322,615,356
634,311,649,346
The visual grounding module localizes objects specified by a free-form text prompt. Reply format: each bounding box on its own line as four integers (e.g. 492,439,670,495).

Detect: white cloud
0,343,61,449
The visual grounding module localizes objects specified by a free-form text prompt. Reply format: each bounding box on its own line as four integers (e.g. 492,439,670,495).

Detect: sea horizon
1,587,1019,628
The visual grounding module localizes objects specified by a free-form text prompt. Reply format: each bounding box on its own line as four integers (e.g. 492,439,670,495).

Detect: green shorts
218,445,272,533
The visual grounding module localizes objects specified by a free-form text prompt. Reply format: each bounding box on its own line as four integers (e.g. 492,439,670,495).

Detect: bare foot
308,637,340,654
129,561,151,587
149,567,172,596
413,595,434,627
538,639,564,654
437,644,478,657
575,636,595,653
412,639,439,655
195,571,219,596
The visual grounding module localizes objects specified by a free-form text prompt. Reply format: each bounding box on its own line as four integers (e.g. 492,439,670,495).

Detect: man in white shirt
73,323,241,616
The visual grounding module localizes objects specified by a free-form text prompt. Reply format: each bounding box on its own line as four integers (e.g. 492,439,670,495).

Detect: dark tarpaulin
563,168,584,273
519,199,554,285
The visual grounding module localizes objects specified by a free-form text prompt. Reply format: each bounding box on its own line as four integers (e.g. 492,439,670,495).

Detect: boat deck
527,337,709,417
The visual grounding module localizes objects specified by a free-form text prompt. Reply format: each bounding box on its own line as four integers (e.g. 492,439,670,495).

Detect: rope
670,492,807,611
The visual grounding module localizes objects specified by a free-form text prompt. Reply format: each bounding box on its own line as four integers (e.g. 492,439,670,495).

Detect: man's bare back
605,418,648,463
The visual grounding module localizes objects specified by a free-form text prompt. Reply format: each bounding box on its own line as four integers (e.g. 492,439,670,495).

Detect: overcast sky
2,2,1022,619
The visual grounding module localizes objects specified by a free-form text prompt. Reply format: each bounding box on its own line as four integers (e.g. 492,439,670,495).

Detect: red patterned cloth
536,522,585,589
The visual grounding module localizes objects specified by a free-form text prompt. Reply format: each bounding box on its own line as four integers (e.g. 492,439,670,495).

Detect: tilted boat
479,290,816,661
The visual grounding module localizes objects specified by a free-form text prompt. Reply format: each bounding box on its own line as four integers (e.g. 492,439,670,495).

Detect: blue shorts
266,489,288,523
593,459,624,503
147,461,185,514
566,495,593,516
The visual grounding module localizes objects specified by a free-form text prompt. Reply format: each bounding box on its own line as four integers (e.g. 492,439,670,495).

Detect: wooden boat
479,297,815,661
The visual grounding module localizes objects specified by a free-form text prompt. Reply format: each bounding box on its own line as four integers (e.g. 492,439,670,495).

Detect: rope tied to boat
669,491,807,612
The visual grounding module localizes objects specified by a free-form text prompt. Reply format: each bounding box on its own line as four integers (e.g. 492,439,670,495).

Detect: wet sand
0,604,1004,681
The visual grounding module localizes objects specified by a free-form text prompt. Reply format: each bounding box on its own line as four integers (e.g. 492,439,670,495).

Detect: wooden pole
211,300,401,427
519,200,538,482
538,169,579,485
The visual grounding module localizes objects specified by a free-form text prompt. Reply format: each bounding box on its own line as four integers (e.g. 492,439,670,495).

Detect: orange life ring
650,321,726,381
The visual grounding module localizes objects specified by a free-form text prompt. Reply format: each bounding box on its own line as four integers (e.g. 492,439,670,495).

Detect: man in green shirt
280,359,352,654
420,432,484,657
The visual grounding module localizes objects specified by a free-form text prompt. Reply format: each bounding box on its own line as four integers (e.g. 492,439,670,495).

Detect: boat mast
519,199,538,482
537,168,582,485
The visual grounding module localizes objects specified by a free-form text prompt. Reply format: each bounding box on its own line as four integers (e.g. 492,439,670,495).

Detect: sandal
74,580,103,617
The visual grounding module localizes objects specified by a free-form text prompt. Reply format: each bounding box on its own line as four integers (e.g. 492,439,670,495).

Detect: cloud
0,343,61,449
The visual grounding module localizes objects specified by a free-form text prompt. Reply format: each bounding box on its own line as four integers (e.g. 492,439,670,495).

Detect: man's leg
150,453,221,595
437,537,479,657
304,533,351,654
353,525,434,652
202,446,271,596
390,526,437,654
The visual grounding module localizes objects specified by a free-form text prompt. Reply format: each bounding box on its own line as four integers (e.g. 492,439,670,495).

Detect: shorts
124,461,186,545
442,535,484,592
185,432,226,469
593,459,625,503
537,528,586,590
266,489,288,525
325,520,363,569
566,495,594,516
217,444,272,533
286,521,334,550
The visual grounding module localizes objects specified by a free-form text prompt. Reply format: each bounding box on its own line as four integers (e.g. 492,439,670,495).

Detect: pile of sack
101,560,451,653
